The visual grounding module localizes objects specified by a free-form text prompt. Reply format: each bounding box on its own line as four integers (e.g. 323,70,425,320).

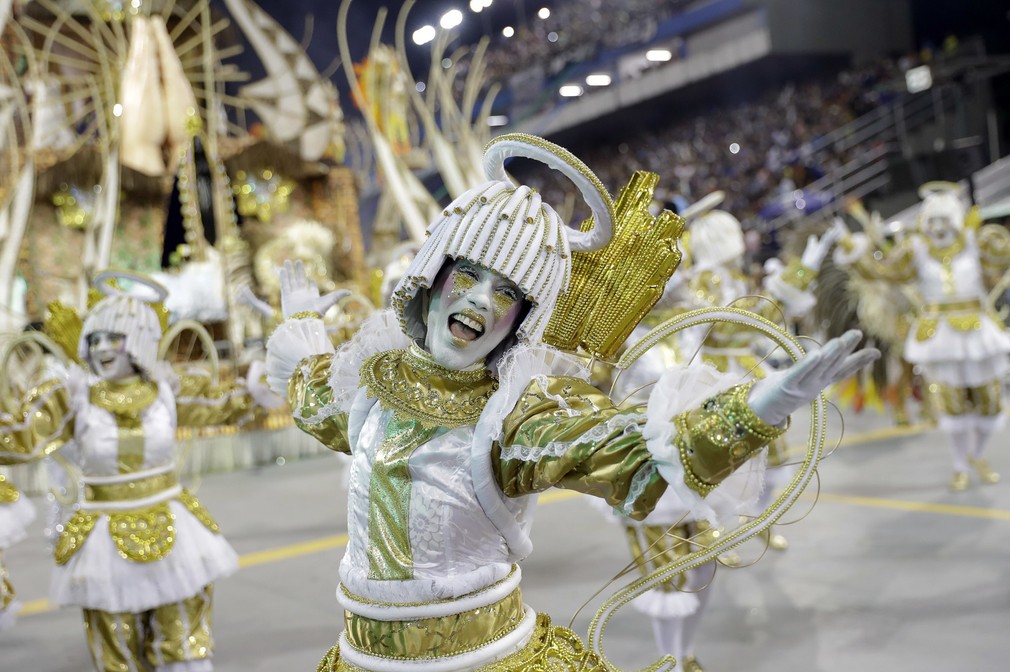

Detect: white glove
748,330,879,426
236,285,275,319
799,225,843,272
278,259,349,319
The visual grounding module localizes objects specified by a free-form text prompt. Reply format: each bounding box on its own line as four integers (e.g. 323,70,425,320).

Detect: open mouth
448,310,485,343
98,356,117,367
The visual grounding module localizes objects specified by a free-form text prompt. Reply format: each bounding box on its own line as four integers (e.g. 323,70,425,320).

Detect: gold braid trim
361,349,497,430
675,382,787,496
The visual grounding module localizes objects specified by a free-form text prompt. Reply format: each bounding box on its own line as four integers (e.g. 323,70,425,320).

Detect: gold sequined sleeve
0,379,74,465
288,353,350,454
495,376,665,520
978,224,1010,289
174,371,255,428
670,382,787,498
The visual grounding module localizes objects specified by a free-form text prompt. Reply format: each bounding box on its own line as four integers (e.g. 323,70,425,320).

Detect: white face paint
87,331,135,381
423,259,524,370
920,194,963,248
922,212,958,247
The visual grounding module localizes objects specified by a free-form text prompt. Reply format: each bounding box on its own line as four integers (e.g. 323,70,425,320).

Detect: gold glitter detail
55,510,99,565
361,348,498,430
675,382,786,496
779,259,817,290
543,171,685,360
291,311,324,320
90,380,159,424
0,475,19,503
318,613,605,671
929,379,1001,417
109,504,177,563
492,290,518,321
449,267,477,298
178,489,221,533
343,586,524,659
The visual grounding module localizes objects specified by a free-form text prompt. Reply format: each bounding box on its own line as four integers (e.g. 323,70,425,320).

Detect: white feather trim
264,317,334,395
326,310,413,414
0,495,36,549
643,363,767,527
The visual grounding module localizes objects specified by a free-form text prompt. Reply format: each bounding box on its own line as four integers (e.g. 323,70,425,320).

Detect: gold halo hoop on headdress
483,133,616,252
679,190,726,221
94,269,169,304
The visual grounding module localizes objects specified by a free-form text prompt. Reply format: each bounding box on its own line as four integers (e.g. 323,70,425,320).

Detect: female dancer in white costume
834,185,1010,490
0,272,280,671
266,134,877,671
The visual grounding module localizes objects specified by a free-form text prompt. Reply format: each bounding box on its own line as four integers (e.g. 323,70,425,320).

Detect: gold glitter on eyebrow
450,267,477,298
492,288,518,320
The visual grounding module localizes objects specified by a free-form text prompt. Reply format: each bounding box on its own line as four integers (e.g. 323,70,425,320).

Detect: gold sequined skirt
317,613,605,672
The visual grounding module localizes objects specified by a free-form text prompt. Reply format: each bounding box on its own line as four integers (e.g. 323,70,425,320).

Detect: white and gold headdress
681,191,745,270
391,133,616,345
917,181,967,231
78,271,169,375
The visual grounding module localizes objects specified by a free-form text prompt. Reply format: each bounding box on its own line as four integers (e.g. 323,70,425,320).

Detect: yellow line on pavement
837,422,931,447
808,491,1010,521
239,533,349,569
12,422,996,618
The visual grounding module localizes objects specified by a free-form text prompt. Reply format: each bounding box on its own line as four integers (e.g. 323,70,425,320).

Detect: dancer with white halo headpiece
266,133,877,671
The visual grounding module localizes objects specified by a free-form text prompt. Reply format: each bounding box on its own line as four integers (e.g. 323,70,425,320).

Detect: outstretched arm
494,332,878,521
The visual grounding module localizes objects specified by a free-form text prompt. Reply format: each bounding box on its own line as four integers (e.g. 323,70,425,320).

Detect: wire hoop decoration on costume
94,269,170,304
483,132,615,253
590,307,827,672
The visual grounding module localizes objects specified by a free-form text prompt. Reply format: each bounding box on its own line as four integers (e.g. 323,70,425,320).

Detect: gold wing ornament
542,171,686,361
590,307,828,671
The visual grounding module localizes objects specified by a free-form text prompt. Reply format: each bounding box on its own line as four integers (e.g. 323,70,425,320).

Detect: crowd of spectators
511,59,906,228
480,0,695,85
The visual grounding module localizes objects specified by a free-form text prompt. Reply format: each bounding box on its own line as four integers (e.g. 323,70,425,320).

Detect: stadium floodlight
502,26,515,38
487,115,509,127
729,142,740,154
470,0,483,12
538,7,550,19
645,49,672,62
559,84,583,97
482,0,493,7
413,25,436,45
440,9,463,29
416,82,426,93
585,73,612,86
